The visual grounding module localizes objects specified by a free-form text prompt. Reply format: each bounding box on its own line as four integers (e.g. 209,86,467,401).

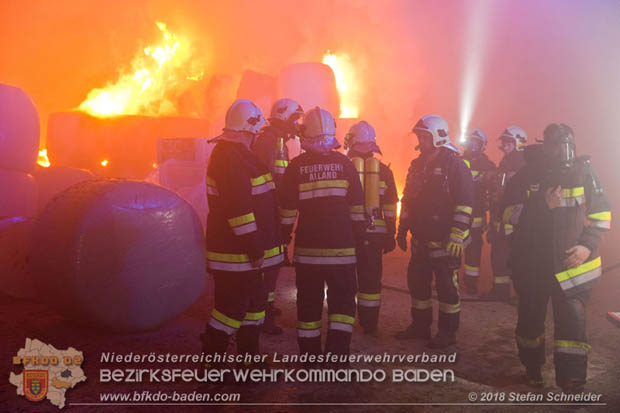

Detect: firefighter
252,98,304,335
395,115,474,348
280,107,364,357
506,123,610,392
461,129,496,295
344,121,398,335
486,126,527,300
201,99,284,366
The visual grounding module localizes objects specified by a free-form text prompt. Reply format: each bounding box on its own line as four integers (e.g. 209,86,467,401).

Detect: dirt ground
2,246,620,412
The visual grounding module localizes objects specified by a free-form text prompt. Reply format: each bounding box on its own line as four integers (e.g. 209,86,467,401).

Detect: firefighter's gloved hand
564,245,591,269
545,185,563,209
445,239,463,257
396,232,407,252
383,237,396,254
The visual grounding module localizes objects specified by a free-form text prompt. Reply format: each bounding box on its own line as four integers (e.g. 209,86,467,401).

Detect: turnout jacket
280,151,365,265
463,151,496,230
348,150,399,238
505,145,611,296
490,150,525,234
205,140,284,272
252,124,290,189
399,147,474,257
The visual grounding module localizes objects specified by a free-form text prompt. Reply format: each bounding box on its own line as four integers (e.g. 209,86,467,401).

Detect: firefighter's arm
213,152,263,262
446,158,474,257
382,166,398,235
345,159,366,241
579,164,611,253
500,169,528,237
396,161,416,251
279,159,299,245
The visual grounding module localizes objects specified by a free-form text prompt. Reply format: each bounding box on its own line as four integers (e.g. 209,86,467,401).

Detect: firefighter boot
525,365,544,388
395,324,431,340
200,326,231,369
262,303,283,335
427,331,457,349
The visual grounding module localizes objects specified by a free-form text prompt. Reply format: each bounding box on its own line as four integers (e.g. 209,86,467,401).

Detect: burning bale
31,180,206,331
47,112,210,179
278,63,340,119
236,70,278,115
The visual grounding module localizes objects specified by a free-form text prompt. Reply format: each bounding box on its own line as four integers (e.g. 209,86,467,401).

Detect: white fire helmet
270,98,304,122
465,128,487,151
344,120,382,154
412,114,459,153
299,107,339,153
499,125,527,151
224,99,265,135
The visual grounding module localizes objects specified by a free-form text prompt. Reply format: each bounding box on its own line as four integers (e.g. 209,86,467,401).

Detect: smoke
1,0,619,202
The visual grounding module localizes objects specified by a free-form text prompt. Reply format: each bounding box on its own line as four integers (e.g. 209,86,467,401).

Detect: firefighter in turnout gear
506,124,610,392
201,99,284,366
280,107,364,357
461,129,496,295
344,121,398,335
487,126,527,299
396,114,474,348
252,98,304,335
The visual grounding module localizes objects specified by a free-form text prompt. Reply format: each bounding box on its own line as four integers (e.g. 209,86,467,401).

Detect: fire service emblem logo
24,370,49,402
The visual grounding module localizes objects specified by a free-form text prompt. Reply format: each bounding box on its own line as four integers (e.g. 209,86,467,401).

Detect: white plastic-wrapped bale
31,165,95,212
0,168,38,219
0,217,36,299
31,180,206,331
0,84,40,172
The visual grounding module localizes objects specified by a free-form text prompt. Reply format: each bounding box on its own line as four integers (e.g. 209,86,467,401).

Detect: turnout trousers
515,271,591,389
407,248,461,334
202,270,267,363
295,263,357,356
355,239,384,331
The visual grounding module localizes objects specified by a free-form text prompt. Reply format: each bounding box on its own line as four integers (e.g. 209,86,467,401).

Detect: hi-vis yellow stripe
588,211,611,221
244,311,266,321
250,173,273,186
274,160,289,167
228,212,255,227
280,208,298,217
212,309,241,329
206,246,282,263
563,187,584,198
463,159,471,168
455,205,473,215
349,205,365,213
295,247,355,257
298,320,321,330
379,181,387,189
358,293,381,300
555,256,601,283
299,180,349,191
328,314,355,324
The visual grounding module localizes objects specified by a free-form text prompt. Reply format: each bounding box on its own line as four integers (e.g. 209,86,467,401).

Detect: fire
100,159,109,167
37,148,51,168
77,22,201,117
322,51,359,118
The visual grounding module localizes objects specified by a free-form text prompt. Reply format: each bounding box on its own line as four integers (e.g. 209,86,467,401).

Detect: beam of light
37,148,51,167
100,159,109,167
322,51,359,118
458,0,495,143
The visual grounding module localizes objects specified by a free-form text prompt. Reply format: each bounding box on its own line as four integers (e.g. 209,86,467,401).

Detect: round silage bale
31,165,95,212
0,168,38,219
0,217,36,299
0,84,40,172
31,179,207,331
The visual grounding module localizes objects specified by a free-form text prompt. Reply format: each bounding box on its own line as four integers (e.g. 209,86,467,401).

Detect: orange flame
77,22,202,117
37,148,51,168
322,51,359,118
